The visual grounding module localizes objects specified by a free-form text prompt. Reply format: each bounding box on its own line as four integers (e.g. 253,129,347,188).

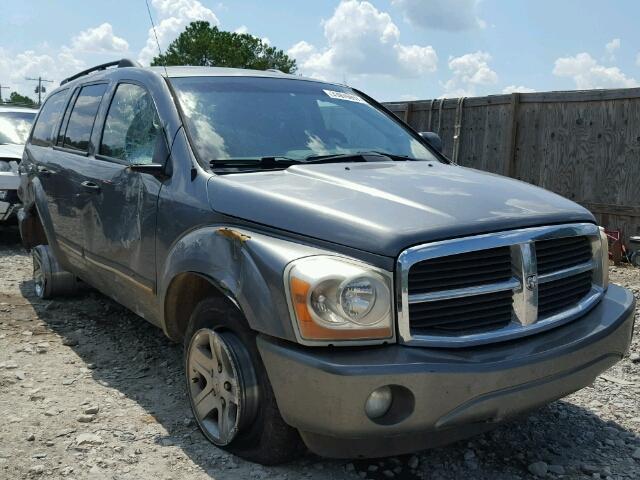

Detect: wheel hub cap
32,250,45,297
187,329,248,446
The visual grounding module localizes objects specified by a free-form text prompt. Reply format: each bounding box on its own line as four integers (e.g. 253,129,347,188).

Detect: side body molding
158,226,335,341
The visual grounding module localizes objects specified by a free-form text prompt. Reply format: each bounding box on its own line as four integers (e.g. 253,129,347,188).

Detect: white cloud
0,47,85,101
391,0,485,31
288,0,437,81
138,0,220,65
502,85,535,94
553,52,638,89
604,38,621,62
70,23,129,54
441,51,498,97
0,20,132,101
234,25,249,34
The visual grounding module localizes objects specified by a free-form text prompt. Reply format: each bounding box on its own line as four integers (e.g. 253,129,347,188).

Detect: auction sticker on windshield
323,89,367,104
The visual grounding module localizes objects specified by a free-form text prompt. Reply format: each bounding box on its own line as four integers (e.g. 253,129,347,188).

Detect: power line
25,76,54,106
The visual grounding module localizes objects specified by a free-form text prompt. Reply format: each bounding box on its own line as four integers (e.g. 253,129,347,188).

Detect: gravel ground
1,225,639,480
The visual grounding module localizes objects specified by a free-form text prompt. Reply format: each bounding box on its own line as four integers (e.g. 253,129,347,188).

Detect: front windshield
170,76,438,166
0,111,36,145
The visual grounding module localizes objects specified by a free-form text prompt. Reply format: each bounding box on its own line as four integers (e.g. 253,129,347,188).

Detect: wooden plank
521,87,640,103
504,93,520,177
403,101,414,125
580,202,640,218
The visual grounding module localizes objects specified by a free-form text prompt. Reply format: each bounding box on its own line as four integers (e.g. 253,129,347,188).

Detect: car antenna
144,0,169,78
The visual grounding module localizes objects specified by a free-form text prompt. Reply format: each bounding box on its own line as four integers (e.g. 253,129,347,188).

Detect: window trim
95,79,163,166
57,81,109,155
55,88,80,147
28,88,70,147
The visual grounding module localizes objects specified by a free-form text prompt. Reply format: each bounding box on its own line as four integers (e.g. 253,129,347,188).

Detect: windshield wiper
209,151,417,170
209,157,302,169
303,151,415,163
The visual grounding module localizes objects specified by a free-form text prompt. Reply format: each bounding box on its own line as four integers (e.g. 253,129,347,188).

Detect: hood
207,161,594,257
0,143,25,161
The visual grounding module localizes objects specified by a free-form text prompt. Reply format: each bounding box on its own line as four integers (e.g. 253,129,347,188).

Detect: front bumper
258,284,635,458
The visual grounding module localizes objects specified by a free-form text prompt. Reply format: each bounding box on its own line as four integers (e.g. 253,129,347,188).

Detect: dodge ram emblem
526,274,538,291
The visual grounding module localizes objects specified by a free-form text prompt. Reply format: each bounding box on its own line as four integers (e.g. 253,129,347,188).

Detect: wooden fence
385,88,640,247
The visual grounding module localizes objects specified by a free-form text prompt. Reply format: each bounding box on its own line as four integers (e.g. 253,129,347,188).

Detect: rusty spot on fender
217,228,251,243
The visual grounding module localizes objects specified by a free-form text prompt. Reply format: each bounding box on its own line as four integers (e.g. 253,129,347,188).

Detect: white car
0,106,38,222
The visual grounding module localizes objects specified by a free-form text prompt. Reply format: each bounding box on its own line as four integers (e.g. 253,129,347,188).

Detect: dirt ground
1,225,639,480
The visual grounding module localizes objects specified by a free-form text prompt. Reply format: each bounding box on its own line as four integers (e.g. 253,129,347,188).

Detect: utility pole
0,83,9,103
25,76,54,106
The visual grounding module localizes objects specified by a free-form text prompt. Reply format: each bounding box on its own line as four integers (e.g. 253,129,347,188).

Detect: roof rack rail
60,58,141,86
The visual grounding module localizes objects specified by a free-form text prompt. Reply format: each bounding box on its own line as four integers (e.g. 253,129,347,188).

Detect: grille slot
538,270,593,317
535,236,592,274
410,290,513,334
408,246,512,295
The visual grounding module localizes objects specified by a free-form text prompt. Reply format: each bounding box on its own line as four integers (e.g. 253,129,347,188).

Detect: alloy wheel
32,248,46,298
187,329,257,446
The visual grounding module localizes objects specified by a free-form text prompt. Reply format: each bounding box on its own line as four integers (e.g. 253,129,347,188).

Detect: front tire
184,297,304,465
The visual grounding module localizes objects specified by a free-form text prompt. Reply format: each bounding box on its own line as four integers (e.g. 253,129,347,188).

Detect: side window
30,90,68,147
61,84,108,152
100,83,161,164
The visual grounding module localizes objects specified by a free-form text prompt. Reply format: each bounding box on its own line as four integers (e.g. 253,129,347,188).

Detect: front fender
20,176,67,258
159,225,337,341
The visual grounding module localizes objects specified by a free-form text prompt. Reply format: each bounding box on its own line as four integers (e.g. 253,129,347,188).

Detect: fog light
365,386,393,419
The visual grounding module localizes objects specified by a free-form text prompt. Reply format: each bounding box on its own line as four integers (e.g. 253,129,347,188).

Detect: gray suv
18,59,635,464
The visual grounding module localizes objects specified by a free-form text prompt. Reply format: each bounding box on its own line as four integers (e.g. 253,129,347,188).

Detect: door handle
80,181,101,193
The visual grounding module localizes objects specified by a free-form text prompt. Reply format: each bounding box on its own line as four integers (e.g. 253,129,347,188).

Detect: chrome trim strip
511,242,538,326
538,260,595,284
408,278,520,304
397,223,604,348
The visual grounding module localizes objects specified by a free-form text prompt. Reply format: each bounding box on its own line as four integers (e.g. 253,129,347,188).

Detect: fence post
427,99,434,131
452,97,465,163
403,102,414,126
504,92,520,178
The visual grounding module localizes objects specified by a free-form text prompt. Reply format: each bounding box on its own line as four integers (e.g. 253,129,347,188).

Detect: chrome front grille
408,247,513,294
535,236,593,274
397,223,607,347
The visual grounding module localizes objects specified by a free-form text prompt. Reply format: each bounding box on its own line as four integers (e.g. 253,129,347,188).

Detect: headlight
285,256,393,343
0,161,11,172
598,227,609,289
0,190,8,201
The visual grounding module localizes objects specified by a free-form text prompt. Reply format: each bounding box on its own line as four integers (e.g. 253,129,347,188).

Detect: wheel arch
163,271,242,342
158,225,326,344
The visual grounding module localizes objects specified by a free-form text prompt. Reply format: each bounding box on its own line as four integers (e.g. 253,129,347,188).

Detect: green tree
151,21,297,73
7,91,37,107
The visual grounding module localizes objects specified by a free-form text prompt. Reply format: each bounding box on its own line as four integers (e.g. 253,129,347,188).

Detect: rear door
48,83,108,270
80,81,166,318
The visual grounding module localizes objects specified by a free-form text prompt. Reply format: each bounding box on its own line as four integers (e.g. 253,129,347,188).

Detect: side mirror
420,132,443,153
129,132,172,178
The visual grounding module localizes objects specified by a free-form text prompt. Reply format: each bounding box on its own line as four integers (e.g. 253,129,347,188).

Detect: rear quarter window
30,90,68,147
59,84,108,152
